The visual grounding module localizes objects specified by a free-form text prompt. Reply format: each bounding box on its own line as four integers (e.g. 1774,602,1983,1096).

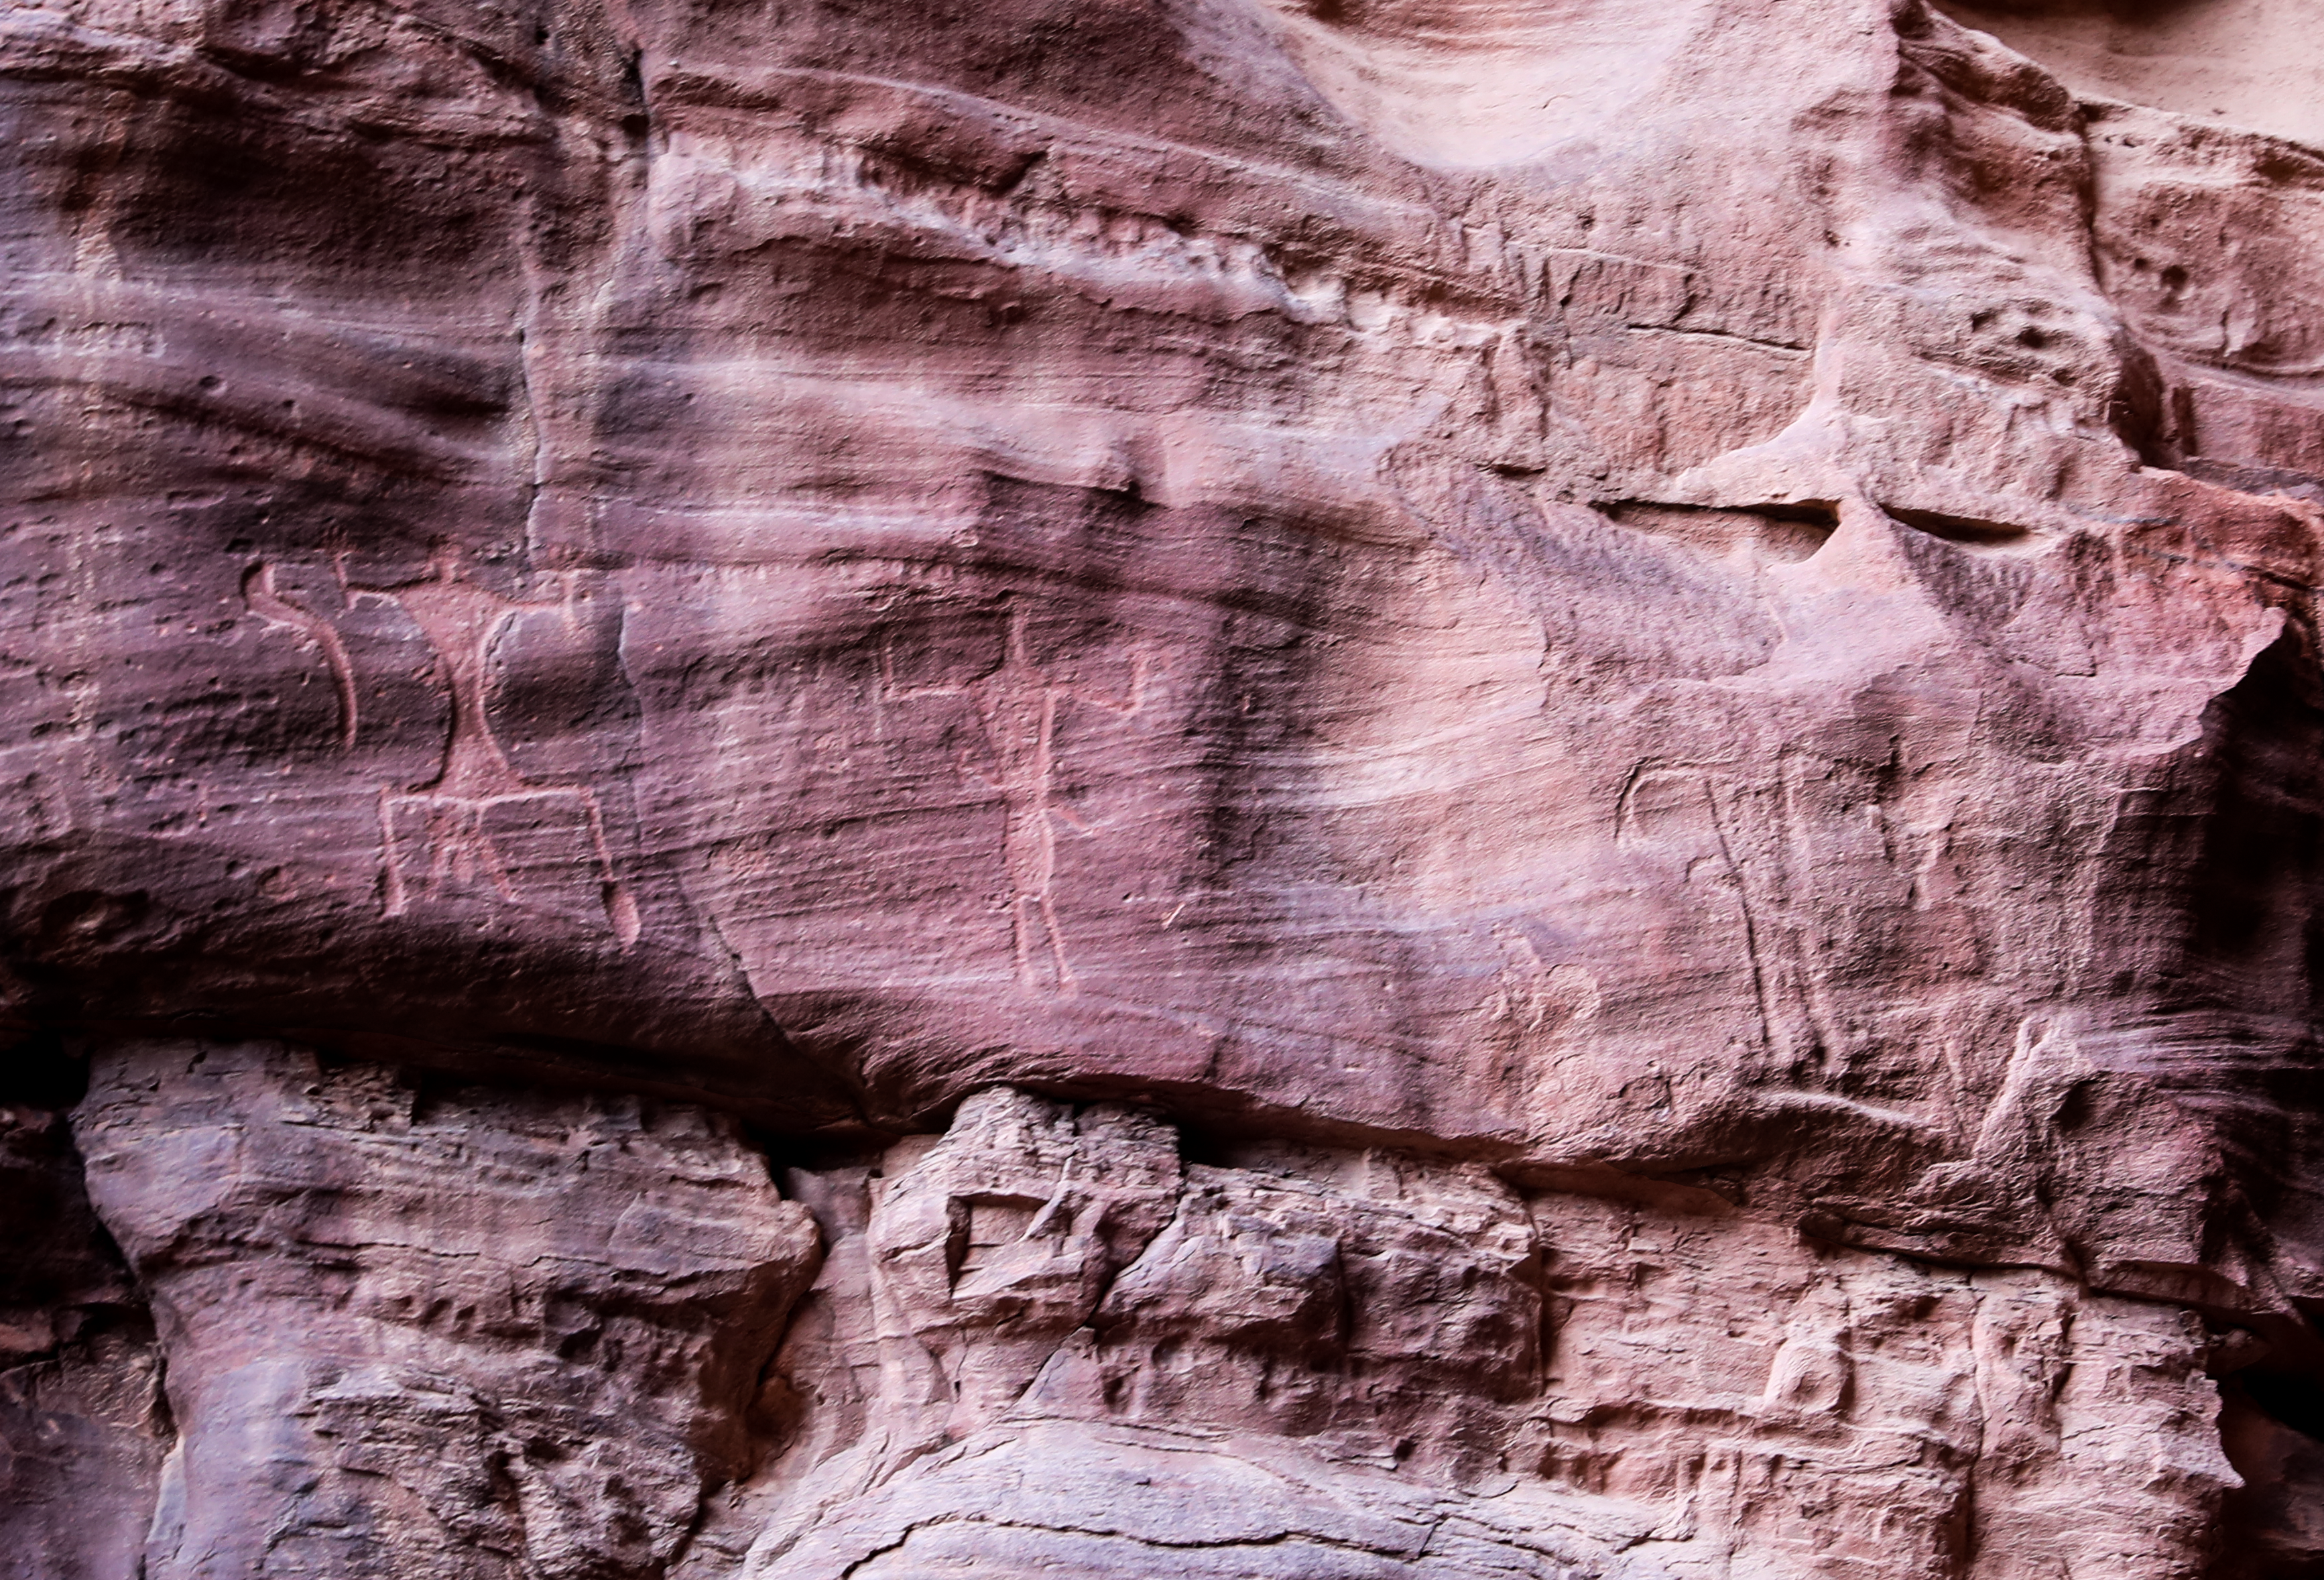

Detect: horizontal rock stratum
2,0,2322,1575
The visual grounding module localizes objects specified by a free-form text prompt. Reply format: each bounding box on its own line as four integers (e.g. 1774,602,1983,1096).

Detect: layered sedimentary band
3,0,2323,1574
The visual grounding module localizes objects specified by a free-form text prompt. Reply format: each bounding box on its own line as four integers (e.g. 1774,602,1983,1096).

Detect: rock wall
4,0,2324,1575
5,1062,2301,1578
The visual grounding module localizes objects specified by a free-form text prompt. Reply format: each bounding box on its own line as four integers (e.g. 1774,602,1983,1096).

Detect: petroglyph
14,0,2324,1568
243,550,643,947
369,552,642,947
1615,761,1795,1062
241,563,357,749
379,784,638,944
1480,928,1601,1034
881,607,1152,993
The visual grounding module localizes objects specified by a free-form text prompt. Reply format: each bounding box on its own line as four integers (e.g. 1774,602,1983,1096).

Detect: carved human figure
881,606,1151,993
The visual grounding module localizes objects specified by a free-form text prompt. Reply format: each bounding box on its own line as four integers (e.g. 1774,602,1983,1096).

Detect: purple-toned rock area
4,0,2324,1575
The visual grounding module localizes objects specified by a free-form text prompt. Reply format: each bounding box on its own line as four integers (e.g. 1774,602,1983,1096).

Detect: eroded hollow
1935,0,2324,148
1601,500,1839,562
1884,505,2037,550
1257,0,1714,166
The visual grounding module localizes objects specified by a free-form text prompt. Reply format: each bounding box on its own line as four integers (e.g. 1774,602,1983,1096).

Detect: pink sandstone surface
2,0,2323,1575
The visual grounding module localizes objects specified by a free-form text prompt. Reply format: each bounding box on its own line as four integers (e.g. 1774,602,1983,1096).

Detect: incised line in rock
881,607,1152,993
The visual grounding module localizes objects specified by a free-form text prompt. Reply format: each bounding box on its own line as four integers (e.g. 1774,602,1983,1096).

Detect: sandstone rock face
711,1091,2250,1580
5,0,2324,1575
0,1093,165,1580
70,1040,821,1580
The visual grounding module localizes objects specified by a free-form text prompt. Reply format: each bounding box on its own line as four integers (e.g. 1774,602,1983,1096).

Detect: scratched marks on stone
1611,749,1951,1104
241,564,358,750
375,554,643,947
879,604,1155,995
239,550,644,947
1473,922,1605,1110
1615,762,1794,1064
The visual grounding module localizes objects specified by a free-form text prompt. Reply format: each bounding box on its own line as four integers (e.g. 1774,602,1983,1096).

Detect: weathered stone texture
4,0,2324,1574
71,1040,820,1579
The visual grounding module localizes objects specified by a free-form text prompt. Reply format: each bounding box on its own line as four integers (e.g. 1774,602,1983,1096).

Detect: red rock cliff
2,0,2322,1575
